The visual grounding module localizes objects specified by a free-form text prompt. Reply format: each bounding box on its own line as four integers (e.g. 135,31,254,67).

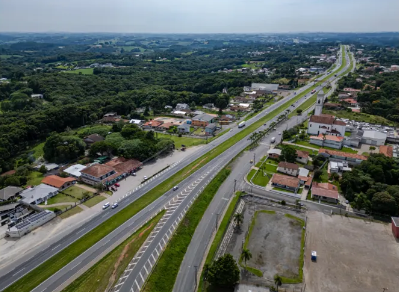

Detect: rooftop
80,164,114,178
379,145,393,158
313,182,338,191
268,148,282,155
0,186,23,201
192,113,215,122
319,149,367,160
278,161,299,170
41,175,77,188
105,157,142,173
251,83,279,91
312,186,339,200
298,168,309,177
362,130,387,140
392,217,399,227
20,184,58,204
296,150,309,158
271,173,300,189
84,134,104,143
63,164,87,177
310,134,344,142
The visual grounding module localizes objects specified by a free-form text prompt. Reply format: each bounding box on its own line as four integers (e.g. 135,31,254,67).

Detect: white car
278,132,281,135
111,203,118,209
173,186,179,191
102,202,110,210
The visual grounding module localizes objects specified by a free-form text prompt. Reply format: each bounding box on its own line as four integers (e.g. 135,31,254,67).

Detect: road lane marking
12,268,25,276
51,244,61,251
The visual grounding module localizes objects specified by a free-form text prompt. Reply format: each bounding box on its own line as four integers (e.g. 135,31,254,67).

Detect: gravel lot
304,211,399,292
246,211,303,280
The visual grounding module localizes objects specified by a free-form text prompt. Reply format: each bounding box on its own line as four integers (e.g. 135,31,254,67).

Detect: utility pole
253,153,256,165
234,179,237,193
194,265,198,288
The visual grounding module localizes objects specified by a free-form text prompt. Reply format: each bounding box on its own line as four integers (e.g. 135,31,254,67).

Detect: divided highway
0,46,350,292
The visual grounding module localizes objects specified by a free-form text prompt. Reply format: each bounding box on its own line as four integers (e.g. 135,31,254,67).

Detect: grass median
6,48,350,292
142,167,232,292
62,211,165,292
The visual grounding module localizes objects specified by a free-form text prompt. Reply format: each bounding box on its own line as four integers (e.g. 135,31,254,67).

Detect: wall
277,167,298,177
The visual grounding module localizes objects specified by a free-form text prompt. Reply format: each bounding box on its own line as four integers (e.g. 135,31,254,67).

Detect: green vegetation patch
246,169,256,182
323,109,396,126
156,133,205,148
294,141,358,153
142,167,231,292
47,193,79,205
59,206,83,219
83,195,106,207
288,94,317,118
63,68,94,75
62,211,165,292
26,171,44,186
31,142,45,159
62,186,92,200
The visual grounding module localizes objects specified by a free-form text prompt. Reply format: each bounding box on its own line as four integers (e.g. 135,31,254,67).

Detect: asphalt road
0,47,350,292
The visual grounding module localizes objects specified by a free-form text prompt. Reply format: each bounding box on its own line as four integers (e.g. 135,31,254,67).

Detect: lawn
287,144,318,156
26,171,44,186
83,195,106,207
345,132,351,137
63,68,94,75
156,133,205,148
265,158,279,165
288,94,317,118
252,171,271,187
63,211,164,292
62,186,93,200
323,109,396,126
5,48,352,292
246,169,256,182
47,193,78,205
30,142,45,159
142,168,231,292
294,141,358,154
263,164,277,172
43,205,71,212
314,163,329,183
59,206,83,219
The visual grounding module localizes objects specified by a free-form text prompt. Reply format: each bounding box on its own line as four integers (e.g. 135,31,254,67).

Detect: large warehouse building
361,130,387,146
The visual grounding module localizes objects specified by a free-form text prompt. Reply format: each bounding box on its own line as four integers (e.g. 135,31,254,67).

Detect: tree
313,169,322,180
214,95,229,114
274,274,282,290
369,146,376,152
371,191,398,215
296,109,303,115
118,139,156,161
89,141,116,157
322,133,326,148
208,254,240,288
4,176,20,187
39,165,47,174
43,133,85,163
121,124,144,139
331,172,340,181
241,248,252,267
233,213,243,229
280,145,297,163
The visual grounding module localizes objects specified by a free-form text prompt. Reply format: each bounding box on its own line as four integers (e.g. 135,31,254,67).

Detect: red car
114,183,120,187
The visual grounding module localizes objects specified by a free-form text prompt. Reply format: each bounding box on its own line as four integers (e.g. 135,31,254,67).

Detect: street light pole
234,179,237,193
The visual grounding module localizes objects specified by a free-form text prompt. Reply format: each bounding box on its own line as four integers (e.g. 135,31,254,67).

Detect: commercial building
392,217,399,238
6,210,56,238
361,130,387,146
277,162,299,177
20,184,58,205
246,83,279,93
271,173,300,192
309,134,344,149
192,114,215,127
41,175,77,190
0,186,23,202
319,149,367,166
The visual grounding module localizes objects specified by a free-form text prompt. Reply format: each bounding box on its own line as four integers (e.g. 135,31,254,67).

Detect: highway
0,46,350,292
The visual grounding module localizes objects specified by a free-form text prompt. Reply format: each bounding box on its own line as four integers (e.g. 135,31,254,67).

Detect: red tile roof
343,88,361,92
143,120,163,127
278,162,299,170
0,170,16,177
105,157,142,173
319,149,367,160
42,175,76,188
312,186,339,200
310,134,344,142
342,98,357,104
299,176,309,182
351,108,361,113
379,145,393,158
296,150,309,158
333,120,346,126
310,115,335,124
80,164,114,178
271,173,300,189
313,182,337,191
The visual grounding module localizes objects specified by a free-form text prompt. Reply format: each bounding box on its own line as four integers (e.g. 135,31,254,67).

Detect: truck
311,89,316,94
238,121,246,128
271,137,276,143
311,251,317,262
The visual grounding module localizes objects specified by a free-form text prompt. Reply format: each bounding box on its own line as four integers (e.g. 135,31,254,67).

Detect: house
84,134,104,147
205,123,217,135
338,93,350,99
278,85,291,90
1,170,16,177
142,120,163,129
329,161,351,174
157,122,175,131
41,175,77,190
308,115,346,137
80,164,117,186
103,112,118,118
271,173,300,192
343,88,361,93
277,162,299,177
296,150,309,164
192,114,215,127
34,163,59,171
175,103,190,111
20,184,59,205
298,168,309,185
31,94,43,99
309,134,344,149
0,186,23,202
324,103,342,110
318,149,367,166
172,110,187,116
361,130,387,146
379,145,393,158
239,103,251,110
192,110,205,116
342,98,358,106
219,115,235,125
63,164,87,178
165,105,173,110
177,123,191,134
105,157,142,178
311,182,340,203
202,103,215,109
129,119,142,125
267,148,282,159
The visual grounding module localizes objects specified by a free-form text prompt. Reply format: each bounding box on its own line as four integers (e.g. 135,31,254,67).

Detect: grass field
252,171,271,187
83,195,106,207
246,169,256,182
0,54,23,59
26,171,44,186
63,68,94,75
47,193,78,205
323,109,396,126
314,163,329,183
62,186,92,200
59,207,83,219
43,205,71,212
62,211,164,292
31,142,45,159
142,167,231,292
156,133,205,148
288,94,317,118
5,47,352,292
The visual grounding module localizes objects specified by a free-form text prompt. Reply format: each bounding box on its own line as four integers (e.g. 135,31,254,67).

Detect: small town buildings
20,184,59,205
34,163,59,171
271,173,300,192
308,115,346,137
192,110,205,116
296,150,309,164
157,122,175,131
41,175,77,190
164,105,173,110
192,114,215,127
319,149,367,166
177,123,190,134
342,98,358,106
379,145,393,157
361,130,387,146
0,186,23,202
63,164,87,178
277,162,299,177
142,120,163,129
103,112,118,118
309,134,344,149
80,164,117,186
31,94,43,99
392,217,399,238
205,123,217,135
329,161,351,174
219,115,235,125
84,134,104,147
267,148,282,159
175,103,190,111
1,170,16,177
311,182,340,203
246,83,279,94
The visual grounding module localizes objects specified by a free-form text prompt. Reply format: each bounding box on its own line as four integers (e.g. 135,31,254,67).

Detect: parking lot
304,211,399,292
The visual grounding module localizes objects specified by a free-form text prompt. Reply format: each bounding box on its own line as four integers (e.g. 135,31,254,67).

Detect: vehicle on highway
102,202,110,210
250,160,253,163
271,137,276,143
172,186,179,191
238,121,246,128
278,132,281,135
111,203,118,209
311,89,316,94
273,127,277,130
294,92,296,94
114,183,120,187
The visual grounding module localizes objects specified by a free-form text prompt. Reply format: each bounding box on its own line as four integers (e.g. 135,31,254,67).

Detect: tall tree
274,274,282,290
241,248,252,267
233,213,244,229
208,254,240,288
280,145,297,163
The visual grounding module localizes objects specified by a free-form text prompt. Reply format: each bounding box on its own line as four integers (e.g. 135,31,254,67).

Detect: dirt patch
105,222,154,290
304,211,399,292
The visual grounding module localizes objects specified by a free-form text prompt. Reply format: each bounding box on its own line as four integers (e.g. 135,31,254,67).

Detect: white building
361,130,387,146
63,164,87,178
309,134,344,149
31,94,43,99
6,210,56,238
129,119,142,125
308,115,346,137
20,184,58,205
175,103,190,111
277,162,299,177
296,150,309,164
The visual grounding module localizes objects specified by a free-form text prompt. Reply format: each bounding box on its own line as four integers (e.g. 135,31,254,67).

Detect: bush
39,165,47,174
281,200,286,205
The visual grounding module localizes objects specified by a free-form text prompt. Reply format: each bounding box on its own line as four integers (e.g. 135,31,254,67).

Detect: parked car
132,172,136,176
143,176,147,180
114,183,120,187
102,202,110,210
173,186,179,191
111,203,118,209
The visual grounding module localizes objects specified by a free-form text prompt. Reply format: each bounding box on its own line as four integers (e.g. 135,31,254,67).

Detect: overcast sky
0,0,398,33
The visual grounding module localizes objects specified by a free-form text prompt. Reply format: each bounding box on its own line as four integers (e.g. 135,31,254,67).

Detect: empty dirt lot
304,211,399,292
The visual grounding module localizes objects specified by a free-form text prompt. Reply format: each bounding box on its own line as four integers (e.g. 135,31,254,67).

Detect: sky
0,0,398,33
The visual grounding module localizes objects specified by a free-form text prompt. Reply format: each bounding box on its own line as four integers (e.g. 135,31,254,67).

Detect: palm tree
241,248,252,266
274,274,282,291
322,133,326,148
369,146,376,153
233,213,244,228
